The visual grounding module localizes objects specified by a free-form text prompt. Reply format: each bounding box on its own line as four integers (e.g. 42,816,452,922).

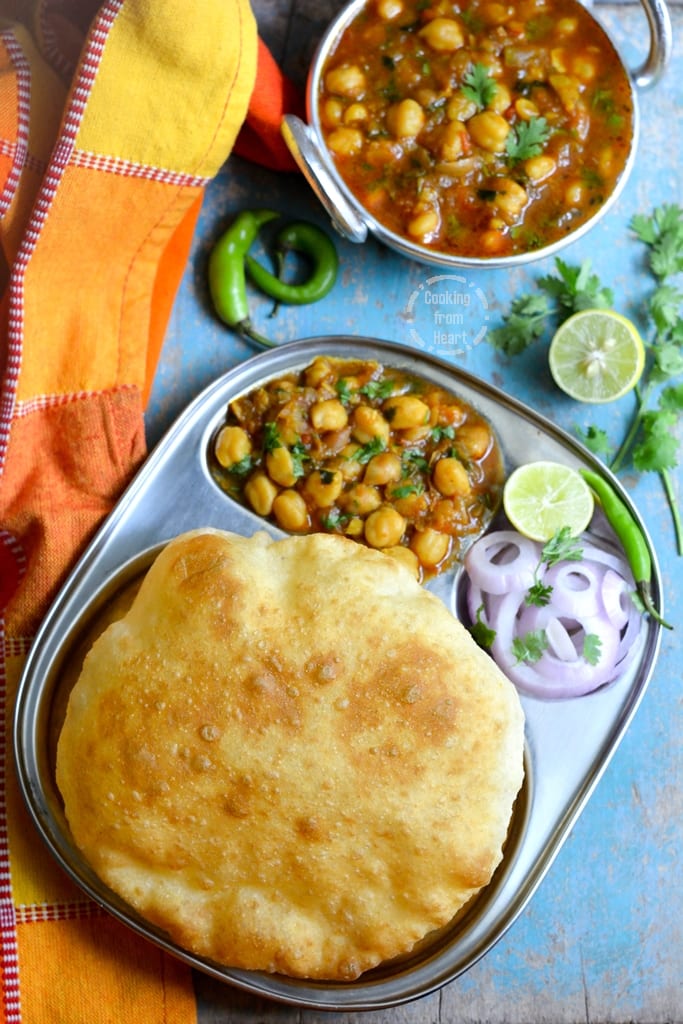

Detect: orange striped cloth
0,1,301,1019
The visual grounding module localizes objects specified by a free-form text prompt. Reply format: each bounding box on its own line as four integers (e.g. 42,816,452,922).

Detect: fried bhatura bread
56,528,525,980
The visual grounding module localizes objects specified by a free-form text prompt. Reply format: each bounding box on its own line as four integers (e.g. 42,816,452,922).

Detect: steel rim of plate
13,336,663,1010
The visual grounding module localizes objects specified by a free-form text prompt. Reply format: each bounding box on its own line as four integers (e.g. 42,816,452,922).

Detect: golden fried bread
56,528,524,980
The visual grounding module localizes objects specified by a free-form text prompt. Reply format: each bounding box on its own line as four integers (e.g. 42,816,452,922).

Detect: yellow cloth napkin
0,0,259,1018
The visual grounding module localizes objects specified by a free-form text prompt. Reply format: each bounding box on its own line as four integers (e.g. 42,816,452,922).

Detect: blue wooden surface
147,4,682,1021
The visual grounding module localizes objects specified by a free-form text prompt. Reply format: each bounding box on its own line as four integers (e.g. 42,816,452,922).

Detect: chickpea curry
210,356,503,578
317,0,634,259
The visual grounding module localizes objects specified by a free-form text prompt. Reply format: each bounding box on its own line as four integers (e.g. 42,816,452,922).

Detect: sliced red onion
463,525,645,701
464,530,538,595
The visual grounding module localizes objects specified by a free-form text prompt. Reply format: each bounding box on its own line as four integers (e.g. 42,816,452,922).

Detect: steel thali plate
13,337,663,1011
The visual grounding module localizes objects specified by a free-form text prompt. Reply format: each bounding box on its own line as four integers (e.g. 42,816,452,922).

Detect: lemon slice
503,461,594,541
548,309,645,403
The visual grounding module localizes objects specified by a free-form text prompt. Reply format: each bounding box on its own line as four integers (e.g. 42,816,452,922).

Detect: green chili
208,209,279,348
579,468,673,630
244,221,339,305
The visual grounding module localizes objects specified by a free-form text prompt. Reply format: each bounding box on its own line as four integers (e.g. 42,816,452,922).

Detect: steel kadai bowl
282,0,672,269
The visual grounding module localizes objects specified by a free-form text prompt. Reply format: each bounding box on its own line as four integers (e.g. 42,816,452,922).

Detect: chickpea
303,469,344,508
387,484,429,519
305,356,334,388
571,54,596,82
456,422,492,459
244,472,278,517
335,443,365,481
479,227,507,254
492,178,528,222
321,98,344,127
326,126,364,157
387,98,425,139
325,64,366,99
407,207,440,239
524,154,556,182
383,545,420,578
515,97,539,120
311,398,349,432
351,405,390,445
565,179,585,207
487,82,511,115
344,516,364,538
272,490,310,532
377,0,403,18
400,423,432,443
480,1,512,25
215,425,251,468
598,146,615,177
338,483,382,516
446,94,477,122
344,102,368,124
364,506,406,549
439,120,467,161
555,16,578,36
467,111,510,153
410,527,451,568
418,18,465,51
382,394,430,429
433,456,471,497
363,451,402,486
265,445,298,487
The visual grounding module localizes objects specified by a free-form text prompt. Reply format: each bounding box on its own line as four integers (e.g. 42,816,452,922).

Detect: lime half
548,309,645,403
503,461,594,541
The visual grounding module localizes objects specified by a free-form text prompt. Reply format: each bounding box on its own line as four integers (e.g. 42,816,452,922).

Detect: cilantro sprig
505,116,551,162
462,62,498,111
525,527,583,607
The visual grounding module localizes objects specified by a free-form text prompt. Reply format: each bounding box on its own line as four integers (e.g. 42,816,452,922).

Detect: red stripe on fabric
0,32,32,218
0,625,21,1023
16,901,106,924
13,382,138,418
0,0,124,476
0,635,31,659
71,149,210,187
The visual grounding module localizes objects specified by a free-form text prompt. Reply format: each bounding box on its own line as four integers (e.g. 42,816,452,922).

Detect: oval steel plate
13,337,663,1011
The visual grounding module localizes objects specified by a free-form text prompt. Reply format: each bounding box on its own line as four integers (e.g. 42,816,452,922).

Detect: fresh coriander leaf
576,424,612,456
505,116,550,162
651,343,683,382
630,204,683,280
262,421,282,452
359,378,395,400
321,508,350,530
227,454,253,476
583,633,603,666
512,629,548,664
650,282,683,334
430,424,456,442
350,436,387,463
469,603,496,649
633,410,679,472
336,378,353,404
487,292,552,355
525,581,553,607
290,441,309,478
391,482,424,499
461,62,498,110
402,450,429,472
539,258,614,313
660,382,683,412
541,525,583,567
